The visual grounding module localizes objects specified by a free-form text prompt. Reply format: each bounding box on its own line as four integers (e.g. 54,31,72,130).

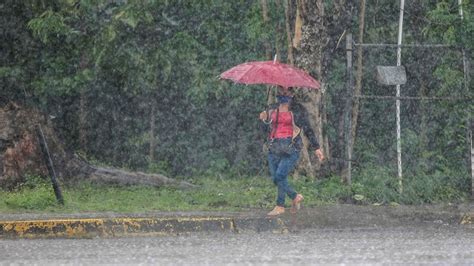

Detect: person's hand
259,111,268,121
315,149,324,161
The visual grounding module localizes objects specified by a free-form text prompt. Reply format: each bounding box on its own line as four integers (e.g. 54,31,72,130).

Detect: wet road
1,225,473,265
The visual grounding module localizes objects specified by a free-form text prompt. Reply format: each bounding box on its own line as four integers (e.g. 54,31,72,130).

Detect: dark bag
267,108,298,156
268,139,295,156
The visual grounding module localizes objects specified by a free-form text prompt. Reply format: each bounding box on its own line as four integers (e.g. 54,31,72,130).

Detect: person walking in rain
259,87,324,216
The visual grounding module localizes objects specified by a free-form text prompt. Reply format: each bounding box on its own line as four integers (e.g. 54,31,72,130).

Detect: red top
270,111,293,139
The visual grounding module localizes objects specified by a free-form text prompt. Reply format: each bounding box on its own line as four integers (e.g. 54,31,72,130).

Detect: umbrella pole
266,86,272,105
265,86,274,122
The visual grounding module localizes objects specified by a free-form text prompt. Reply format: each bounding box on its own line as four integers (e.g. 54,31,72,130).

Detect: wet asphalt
1,225,473,265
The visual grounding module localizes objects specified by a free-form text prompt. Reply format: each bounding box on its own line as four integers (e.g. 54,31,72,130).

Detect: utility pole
345,33,353,185
471,120,474,199
458,0,473,200
396,0,405,193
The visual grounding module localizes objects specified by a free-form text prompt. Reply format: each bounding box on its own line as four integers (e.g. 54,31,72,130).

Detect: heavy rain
0,0,473,265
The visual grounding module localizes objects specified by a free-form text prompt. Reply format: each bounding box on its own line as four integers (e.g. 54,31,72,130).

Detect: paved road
1,225,473,265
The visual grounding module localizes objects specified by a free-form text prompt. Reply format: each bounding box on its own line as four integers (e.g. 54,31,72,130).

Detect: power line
353,43,459,49
352,95,473,101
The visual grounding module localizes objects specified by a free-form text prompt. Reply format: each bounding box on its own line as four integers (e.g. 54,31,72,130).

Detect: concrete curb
0,216,286,239
1,204,472,239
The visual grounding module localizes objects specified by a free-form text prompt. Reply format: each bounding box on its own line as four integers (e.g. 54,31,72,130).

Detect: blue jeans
267,138,301,207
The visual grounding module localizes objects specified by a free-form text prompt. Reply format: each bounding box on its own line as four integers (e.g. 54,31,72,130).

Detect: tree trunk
88,166,195,189
260,0,272,60
350,0,366,154
78,54,88,151
284,0,294,65
293,0,354,178
274,0,282,60
419,80,428,156
149,104,156,163
261,0,275,106
0,103,196,190
292,0,326,178
292,0,304,49
79,89,87,149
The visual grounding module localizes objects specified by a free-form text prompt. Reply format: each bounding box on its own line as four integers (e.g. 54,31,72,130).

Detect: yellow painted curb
0,217,236,239
461,213,473,225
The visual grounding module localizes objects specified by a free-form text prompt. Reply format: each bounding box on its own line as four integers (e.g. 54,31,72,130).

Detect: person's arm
293,104,324,161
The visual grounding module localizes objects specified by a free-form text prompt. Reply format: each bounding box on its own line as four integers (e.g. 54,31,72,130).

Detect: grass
0,175,351,213
0,169,469,213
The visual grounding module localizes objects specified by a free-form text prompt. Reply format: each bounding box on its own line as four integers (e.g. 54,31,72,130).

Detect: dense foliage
1,0,472,202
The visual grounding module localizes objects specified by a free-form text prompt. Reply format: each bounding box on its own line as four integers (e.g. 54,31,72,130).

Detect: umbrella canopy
220,60,320,89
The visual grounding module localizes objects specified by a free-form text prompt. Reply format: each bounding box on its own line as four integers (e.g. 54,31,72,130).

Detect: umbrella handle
263,117,272,125
262,107,272,125
264,86,272,123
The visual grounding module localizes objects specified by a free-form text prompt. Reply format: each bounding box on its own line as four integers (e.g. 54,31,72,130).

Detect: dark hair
276,86,295,96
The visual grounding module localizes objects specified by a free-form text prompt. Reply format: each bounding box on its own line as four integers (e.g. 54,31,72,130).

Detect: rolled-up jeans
267,137,301,207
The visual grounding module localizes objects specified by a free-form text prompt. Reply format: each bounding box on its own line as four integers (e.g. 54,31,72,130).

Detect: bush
352,164,469,204
352,165,400,204
3,184,57,210
401,170,468,204
309,176,352,203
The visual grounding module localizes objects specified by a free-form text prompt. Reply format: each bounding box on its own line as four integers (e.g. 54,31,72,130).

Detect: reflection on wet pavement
1,225,473,265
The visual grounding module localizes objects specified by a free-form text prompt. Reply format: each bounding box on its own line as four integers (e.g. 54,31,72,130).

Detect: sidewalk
0,203,472,239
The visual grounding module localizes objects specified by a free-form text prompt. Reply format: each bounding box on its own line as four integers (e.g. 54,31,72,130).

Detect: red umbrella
220,60,320,89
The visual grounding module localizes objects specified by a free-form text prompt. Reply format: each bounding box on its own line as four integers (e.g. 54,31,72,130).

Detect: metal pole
471,120,474,199
458,0,473,199
35,125,64,205
458,0,470,89
345,33,353,185
396,0,405,193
